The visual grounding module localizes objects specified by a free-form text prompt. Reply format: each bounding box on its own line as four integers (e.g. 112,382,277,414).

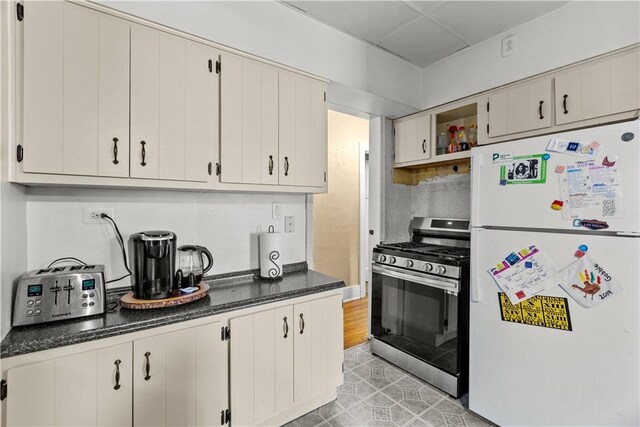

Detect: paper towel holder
261,225,283,281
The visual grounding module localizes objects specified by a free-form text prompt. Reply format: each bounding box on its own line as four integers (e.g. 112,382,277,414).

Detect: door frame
358,141,369,298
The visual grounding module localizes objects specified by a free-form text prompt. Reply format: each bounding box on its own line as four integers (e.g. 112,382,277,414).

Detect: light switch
272,203,282,220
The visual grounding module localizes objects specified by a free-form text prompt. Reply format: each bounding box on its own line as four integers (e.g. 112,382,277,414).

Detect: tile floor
285,342,494,427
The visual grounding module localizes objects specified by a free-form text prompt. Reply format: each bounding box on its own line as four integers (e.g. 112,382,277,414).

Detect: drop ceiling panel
303,1,422,44
380,17,468,67
429,1,570,44
280,1,572,68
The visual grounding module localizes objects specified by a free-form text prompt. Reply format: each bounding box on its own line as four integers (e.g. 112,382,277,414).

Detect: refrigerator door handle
471,152,483,227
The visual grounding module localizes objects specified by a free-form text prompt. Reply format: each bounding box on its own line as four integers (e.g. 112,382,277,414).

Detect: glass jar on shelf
437,132,448,155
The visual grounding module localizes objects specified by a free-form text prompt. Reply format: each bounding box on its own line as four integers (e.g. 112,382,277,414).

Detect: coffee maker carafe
129,231,178,299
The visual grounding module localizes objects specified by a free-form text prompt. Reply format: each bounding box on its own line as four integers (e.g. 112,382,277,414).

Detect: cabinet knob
562,94,569,115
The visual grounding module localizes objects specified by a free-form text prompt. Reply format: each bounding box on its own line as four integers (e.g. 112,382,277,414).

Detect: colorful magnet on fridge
574,250,586,258
555,165,565,173
578,244,588,252
542,153,550,160
551,200,564,210
579,219,609,230
505,252,520,266
602,156,616,167
524,261,533,268
499,179,507,186
589,141,601,149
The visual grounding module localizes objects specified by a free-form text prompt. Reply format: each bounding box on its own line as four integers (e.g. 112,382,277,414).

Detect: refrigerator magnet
499,154,548,185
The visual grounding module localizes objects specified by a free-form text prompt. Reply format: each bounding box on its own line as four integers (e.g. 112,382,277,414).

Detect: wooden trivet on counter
120,283,209,309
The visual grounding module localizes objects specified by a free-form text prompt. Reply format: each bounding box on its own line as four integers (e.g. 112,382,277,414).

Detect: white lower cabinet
6,342,132,427
230,294,343,426
133,321,227,427
2,292,341,427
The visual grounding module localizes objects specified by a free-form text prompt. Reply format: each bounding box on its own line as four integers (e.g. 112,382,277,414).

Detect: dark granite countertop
1,263,344,358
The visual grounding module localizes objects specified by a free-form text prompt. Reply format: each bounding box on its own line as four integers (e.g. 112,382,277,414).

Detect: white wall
422,1,640,109
96,0,423,115
26,188,307,289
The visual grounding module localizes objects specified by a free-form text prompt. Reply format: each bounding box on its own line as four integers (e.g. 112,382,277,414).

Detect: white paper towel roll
260,231,283,279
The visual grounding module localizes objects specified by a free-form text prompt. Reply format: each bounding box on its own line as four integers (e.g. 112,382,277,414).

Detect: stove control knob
437,266,447,275
378,254,386,263
405,260,413,268
424,263,433,272
388,256,396,264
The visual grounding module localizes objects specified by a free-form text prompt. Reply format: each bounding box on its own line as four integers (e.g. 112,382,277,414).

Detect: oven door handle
372,264,460,293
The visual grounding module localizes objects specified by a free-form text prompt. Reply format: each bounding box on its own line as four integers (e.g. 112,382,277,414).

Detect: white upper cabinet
221,58,327,188
555,48,640,126
22,2,129,177
131,26,219,182
220,54,279,185
279,71,328,187
488,78,553,137
394,114,431,165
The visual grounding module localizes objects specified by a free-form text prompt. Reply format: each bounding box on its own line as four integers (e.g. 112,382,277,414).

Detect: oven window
371,271,459,375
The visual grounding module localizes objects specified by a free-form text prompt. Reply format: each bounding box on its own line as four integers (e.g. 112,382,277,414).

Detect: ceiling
280,1,571,68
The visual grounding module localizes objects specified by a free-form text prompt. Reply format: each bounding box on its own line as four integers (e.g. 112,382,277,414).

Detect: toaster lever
50,284,62,306
63,282,75,305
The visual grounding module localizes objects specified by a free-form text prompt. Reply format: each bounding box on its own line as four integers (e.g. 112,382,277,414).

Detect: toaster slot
36,268,52,274
51,267,66,273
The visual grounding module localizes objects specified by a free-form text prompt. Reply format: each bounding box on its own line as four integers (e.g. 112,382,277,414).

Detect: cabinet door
220,52,243,184
96,343,133,427
5,344,132,427
6,360,55,426
279,72,326,187
186,44,220,184
274,305,295,413
309,79,328,187
130,25,160,179
229,314,255,426
555,61,610,126
610,49,640,115
195,322,228,427
309,295,344,395
134,334,167,427
293,301,313,403
416,115,431,161
97,14,130,177
489,78,552,137
394,118,418,164
327,294,345,389
22,1,63,174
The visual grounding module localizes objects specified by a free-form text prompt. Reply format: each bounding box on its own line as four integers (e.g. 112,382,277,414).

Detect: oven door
371,264,462,376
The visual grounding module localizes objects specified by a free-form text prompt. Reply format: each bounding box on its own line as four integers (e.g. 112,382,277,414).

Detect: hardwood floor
343,294,369,349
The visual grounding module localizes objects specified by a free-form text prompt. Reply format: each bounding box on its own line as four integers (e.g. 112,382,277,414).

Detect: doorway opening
312,110,370,296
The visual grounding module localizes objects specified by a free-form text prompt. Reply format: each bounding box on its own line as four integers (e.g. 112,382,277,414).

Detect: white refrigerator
469,120,639,426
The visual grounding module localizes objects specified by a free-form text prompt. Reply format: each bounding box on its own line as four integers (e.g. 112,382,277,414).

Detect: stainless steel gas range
371,217,470,397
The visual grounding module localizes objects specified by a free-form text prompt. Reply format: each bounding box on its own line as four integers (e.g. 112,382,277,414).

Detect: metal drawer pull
283,316,289,338
538,100,544,120
268,155,274,175
144,351,151,381
422,139,426,153
112,138,119,165
114,359,121,390
140,141,147,166
284,156,290,176
562,94,568,114
299,313,305,334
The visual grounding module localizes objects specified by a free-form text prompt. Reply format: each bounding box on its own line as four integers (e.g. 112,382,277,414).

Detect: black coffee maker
129,230,178,299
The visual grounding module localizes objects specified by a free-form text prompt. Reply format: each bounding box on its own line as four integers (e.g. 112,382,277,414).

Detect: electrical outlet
284,216,295,233
502,34,517,57
83,207,115,224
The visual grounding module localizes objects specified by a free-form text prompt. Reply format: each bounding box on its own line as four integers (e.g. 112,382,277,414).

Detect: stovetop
377,242,470,260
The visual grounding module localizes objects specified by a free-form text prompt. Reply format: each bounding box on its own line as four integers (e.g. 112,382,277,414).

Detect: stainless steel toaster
13,265,106,326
